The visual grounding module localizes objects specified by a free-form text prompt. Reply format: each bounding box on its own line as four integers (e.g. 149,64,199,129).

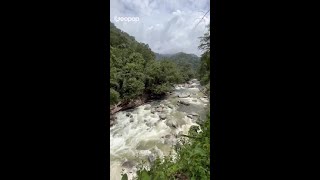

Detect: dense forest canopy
155,52,200,73
110,22,199,105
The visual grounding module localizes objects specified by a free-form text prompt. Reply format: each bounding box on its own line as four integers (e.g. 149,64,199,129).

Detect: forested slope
110,22,198,106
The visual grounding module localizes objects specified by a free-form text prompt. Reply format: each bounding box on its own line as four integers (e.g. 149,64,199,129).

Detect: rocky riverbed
110,79,209,180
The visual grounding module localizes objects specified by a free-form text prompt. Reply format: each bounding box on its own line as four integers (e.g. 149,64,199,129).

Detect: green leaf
121,173,128,180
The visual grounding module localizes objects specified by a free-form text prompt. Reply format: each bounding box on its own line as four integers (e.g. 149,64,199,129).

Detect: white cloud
110,0,210,56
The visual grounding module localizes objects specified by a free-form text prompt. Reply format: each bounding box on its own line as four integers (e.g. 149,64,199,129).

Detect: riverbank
110,79,202,127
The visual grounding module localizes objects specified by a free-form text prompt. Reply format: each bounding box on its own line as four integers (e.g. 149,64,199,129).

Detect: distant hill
155,52,200,71
155,52,199,59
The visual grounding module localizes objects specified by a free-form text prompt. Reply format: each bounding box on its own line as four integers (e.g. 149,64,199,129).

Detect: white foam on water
110,79,208,180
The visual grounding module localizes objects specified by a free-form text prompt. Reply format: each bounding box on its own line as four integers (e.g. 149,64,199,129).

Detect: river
110,79,209,180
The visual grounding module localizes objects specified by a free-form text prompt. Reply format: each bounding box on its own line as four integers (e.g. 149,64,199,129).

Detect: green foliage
121,77,145,100
110,88,120,105
156,52,200,82
198,24,210,53
110,22,196,104
121,173,128,180
198,24,211,91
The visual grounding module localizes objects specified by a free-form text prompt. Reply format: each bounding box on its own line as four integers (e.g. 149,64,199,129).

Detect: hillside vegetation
110,22,199,106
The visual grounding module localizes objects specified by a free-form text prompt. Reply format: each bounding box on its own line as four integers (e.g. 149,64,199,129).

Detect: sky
110,0,210,56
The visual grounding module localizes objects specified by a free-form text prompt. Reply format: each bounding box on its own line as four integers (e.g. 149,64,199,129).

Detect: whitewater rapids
110,79,209,180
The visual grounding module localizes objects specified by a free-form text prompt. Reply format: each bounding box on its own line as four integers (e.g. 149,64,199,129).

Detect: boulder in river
126,112,131,117
178,93,190,98
130,118,134,122
148,154,156,164
159,114,167,120
144,107,151,110
122,161,135,168
190,112,199,116
178,100,190,106
151,108,156,114
166,119,177,128
164,134,171,138
156,107,163,112
177,131,184,137
146,122,152,127
144,104,151,110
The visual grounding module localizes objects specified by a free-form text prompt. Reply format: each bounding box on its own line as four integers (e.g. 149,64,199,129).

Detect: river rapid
110,79,209,180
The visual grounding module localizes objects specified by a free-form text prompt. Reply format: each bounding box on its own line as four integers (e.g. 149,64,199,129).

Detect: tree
110,88,120,105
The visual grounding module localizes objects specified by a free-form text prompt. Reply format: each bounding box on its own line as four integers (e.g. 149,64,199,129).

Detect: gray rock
122,161,135,168
189,125,200,132
148,154,156,164
178,100,190,106
166,119,177,128
129,115,133,118
144,106,151,110
144,104,151,110
168,104,174,109
151,108,156,114
130,118,134,122
156,107,163,112
164,139,172,145
192,99,197,102
126,112,131,117
164,134,171,138
159,114,167,120
191,112,199,116
187,114,193,119
178,93,190,98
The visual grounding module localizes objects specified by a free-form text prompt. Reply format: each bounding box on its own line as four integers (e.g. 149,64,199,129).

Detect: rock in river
190,112,199,116
178,93,190,98
159,114,167,120
166,119,177,128
187,114,193,119
148,154,156,164
144,104,151,110
178,100,190,106
122,161,135,168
